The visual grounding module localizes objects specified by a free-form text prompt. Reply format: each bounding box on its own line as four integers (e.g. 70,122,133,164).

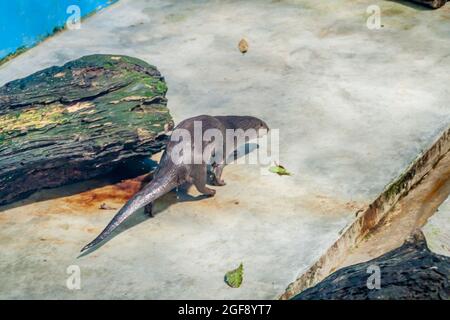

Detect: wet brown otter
81,115,269,252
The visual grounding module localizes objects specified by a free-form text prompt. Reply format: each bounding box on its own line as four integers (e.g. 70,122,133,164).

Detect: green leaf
268,164,291,176
224,263,244,288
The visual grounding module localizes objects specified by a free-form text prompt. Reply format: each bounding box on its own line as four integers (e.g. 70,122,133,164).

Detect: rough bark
293,231,450,300
0,54,173,205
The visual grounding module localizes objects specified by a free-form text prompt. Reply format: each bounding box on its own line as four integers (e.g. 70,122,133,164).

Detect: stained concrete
0,0,449,299
423,196,450,257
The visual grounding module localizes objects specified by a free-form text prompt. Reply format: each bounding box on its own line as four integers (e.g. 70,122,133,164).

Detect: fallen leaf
238,39,248,54
268,163,292,176
224,263,244,288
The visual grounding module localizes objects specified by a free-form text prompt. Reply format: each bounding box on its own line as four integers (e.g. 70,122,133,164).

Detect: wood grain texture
0,54,172,205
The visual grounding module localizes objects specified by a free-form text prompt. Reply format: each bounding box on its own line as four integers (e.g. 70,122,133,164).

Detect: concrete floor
423,196,450,258
0,0,449,299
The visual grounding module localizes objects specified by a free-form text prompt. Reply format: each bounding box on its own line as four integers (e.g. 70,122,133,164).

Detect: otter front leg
144,202,154,217
212,163,226,186
192,164,216,196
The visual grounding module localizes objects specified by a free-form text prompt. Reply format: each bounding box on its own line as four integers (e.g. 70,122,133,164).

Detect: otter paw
144,203,154,217
214,179,226,186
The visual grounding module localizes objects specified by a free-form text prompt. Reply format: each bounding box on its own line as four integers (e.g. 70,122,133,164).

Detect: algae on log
0,54,173,205
293,232,450,300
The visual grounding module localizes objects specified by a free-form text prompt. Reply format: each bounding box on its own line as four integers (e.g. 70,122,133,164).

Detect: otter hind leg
144,202,154,217
210,146,227,186
191,164,216,196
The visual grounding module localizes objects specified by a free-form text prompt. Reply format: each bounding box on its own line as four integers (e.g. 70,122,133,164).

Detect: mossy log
0,54,173,205
293,231,450,300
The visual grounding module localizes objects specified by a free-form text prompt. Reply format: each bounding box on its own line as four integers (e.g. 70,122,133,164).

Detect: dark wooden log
408,0,447,8
293,231,450,300
0,54,173,205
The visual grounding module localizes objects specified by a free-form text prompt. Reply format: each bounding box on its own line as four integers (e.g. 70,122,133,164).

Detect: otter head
229,116,270,134
243,116,269,138
254,118,270,133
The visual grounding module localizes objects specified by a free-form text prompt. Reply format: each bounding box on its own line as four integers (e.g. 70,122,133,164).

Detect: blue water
0,0,117,59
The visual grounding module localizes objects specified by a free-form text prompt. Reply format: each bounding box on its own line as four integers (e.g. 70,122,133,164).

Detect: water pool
0,0,117,60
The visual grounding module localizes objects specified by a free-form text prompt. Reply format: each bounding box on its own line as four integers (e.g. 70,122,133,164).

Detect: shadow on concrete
0,156,160,212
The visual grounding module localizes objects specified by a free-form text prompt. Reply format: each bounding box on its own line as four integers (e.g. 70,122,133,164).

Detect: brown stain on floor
0,174,152,247
63,176,148,210
0,153,164,218
312,194,361,212
83,227,101,234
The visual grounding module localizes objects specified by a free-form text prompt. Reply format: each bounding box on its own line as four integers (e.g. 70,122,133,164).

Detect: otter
81,115,269,252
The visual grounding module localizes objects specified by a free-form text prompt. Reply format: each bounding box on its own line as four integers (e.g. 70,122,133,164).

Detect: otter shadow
0,157,160,212
78,142,259,257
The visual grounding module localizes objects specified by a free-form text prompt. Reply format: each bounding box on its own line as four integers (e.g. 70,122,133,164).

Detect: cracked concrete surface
0,0,449,299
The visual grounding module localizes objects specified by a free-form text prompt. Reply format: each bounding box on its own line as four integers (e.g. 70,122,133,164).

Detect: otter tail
80,175,177,252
